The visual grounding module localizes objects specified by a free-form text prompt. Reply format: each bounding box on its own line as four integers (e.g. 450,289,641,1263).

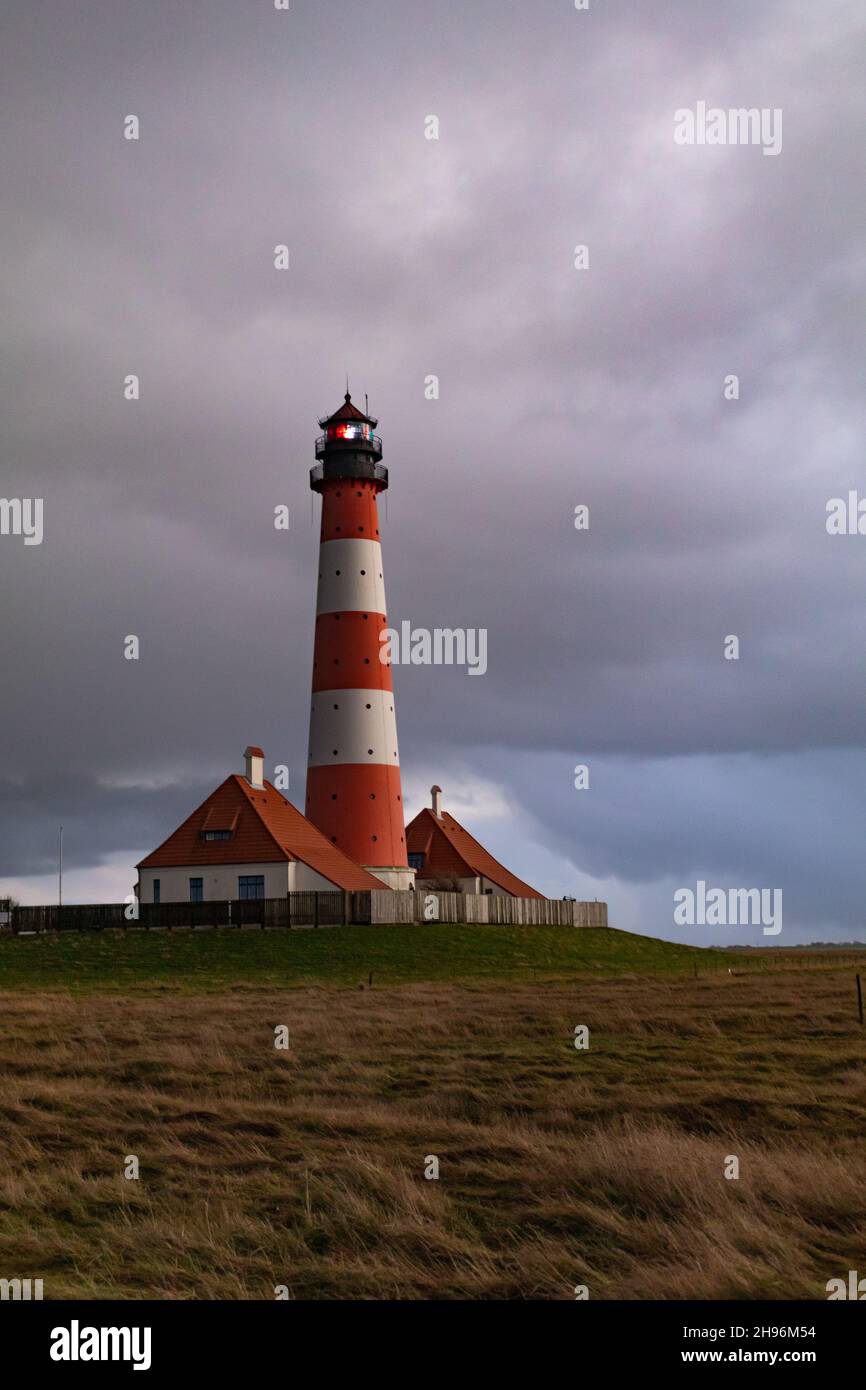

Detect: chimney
431,784,442,818
244,746,265,789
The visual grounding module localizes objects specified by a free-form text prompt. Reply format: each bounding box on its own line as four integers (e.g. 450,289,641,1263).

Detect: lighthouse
305,392,414,889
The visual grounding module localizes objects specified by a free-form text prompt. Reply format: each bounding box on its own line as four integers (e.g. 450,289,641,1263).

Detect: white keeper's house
136,747,383,904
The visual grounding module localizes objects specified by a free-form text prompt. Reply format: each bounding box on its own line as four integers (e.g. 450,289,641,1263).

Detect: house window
408,853,425,871
203,830,232,841
189,877,203,903
238,875,265,900
153,879,161,905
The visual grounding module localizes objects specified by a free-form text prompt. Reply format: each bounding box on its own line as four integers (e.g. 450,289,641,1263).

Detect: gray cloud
1,0,864,937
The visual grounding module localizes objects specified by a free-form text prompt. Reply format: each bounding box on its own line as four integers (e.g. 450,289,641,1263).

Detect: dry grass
1,967,865,1299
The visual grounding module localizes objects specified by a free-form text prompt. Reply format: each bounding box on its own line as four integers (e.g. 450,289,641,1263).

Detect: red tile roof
321,392,373,425
405,807,543,898
137,775,385,890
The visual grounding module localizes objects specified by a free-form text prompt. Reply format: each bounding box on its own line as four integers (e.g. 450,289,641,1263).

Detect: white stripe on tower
315,538,386,616
308,689,399,765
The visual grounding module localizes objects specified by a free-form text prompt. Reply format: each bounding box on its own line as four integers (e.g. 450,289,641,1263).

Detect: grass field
1,926,864,1300
0,922,748,992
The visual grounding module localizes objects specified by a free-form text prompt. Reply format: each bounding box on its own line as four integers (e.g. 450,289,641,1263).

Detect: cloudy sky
1,0,864,945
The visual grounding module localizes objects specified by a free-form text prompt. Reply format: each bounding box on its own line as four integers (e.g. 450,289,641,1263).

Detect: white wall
479,877,512,897
293,861,344,891
138,861,289,903
415,874,512,897
139,859,366,901
366,865,416,890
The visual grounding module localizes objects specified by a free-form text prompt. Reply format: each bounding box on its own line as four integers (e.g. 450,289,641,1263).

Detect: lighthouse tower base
365,865,416,891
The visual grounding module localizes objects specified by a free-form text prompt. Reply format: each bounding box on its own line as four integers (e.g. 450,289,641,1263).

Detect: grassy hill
0,923,749,992
2,924,863,1300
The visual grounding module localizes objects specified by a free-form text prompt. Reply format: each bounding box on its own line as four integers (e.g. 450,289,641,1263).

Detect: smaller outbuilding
405,785,543,899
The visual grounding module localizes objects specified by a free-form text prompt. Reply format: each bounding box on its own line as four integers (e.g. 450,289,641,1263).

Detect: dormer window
200,804,240,840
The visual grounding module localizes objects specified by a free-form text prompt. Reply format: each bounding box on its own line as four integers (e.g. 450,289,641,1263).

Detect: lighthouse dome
320,391,377,428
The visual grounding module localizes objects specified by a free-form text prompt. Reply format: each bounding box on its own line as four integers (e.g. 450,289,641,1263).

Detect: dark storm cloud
1,0,864,932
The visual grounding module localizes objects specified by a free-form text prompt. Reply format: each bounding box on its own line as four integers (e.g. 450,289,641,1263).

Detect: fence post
314,893,319,930
857,974,864,1026
342,890,349,927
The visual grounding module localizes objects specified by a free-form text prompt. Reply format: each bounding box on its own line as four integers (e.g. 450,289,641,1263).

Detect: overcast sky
1,0,864,945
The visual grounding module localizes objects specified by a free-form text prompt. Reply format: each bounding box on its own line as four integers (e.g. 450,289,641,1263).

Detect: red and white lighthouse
305,392,414,889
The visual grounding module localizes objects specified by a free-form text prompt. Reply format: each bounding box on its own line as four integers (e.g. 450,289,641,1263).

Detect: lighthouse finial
345,371,350,402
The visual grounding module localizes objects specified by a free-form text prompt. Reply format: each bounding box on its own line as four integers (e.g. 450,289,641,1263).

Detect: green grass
0,924,747,993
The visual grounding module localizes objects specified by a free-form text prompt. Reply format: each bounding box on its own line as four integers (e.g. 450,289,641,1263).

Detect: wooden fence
371,891,607,927
5,891,605,934
6,893,367,933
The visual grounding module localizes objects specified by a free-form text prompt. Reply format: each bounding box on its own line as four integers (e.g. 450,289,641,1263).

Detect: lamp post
59,825,63,908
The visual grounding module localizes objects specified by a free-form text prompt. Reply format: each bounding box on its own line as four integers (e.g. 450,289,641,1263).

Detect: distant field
1,927,864,1300
0,923,752,992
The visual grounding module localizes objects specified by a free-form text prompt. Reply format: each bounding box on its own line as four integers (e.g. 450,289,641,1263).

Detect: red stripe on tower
305,392,414,889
